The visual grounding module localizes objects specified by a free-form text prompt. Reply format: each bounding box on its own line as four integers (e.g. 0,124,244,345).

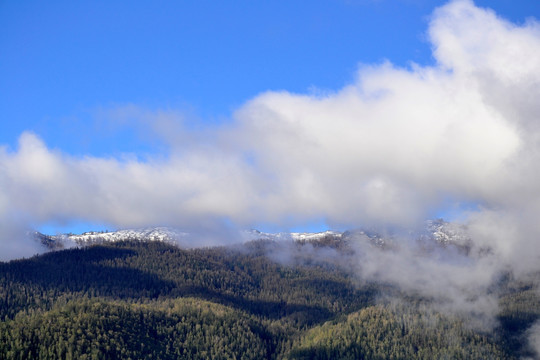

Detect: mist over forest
2,231,540,359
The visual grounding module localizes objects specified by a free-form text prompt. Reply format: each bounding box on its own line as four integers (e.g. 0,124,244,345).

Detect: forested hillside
1,239,539,359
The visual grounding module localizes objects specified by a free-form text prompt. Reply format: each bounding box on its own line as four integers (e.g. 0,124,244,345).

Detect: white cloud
228,0,536,227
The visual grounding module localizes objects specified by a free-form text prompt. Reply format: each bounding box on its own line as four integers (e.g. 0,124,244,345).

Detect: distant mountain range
33,219,471,253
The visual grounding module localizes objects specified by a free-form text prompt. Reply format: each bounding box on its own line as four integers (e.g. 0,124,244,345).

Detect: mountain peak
35,220,470,253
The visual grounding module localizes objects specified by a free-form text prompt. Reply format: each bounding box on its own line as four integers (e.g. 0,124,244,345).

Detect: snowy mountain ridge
34,228,343,250
35,219,469,252
243,229,342,242
66,227,189,244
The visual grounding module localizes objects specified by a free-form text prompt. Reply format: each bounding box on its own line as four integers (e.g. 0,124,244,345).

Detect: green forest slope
1,240,539,359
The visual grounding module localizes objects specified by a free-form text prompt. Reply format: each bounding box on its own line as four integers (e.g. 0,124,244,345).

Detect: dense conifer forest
1,238,539,359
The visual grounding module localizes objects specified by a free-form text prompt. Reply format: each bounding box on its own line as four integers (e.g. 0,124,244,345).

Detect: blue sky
1,0,539,235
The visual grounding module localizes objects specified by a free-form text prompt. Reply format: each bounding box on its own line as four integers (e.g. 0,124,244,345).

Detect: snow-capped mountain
243,229,342,242
67,227,189,244
35,227,189,249
424,219,470,246
35,219,470,253
341,219,471,251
